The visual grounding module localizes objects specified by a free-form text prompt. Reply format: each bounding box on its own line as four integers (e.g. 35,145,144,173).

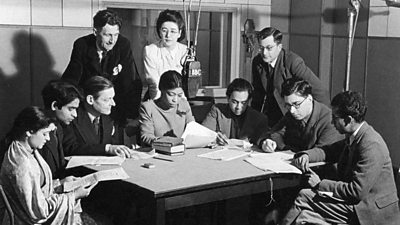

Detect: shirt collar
349,121,364,145
87,112,98,123
270,57,278,68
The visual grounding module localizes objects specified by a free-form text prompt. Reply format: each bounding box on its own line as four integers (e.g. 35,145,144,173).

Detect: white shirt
143,41,188,99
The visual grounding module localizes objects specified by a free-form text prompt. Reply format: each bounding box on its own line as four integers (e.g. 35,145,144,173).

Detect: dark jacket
62,107,116,156
252,49,330,121
258,101,342,152
62,34,142,124
40,122,67,179
202,104,269,144
301,122,400,225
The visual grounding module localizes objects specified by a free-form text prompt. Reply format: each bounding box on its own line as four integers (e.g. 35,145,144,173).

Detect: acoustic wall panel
0,27,31,139
32,0,62,26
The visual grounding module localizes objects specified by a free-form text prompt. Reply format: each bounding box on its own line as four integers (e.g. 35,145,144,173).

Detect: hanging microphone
386,0,400,7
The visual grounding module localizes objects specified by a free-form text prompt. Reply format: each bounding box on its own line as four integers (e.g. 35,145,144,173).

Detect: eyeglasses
258,44,277,52
285,97,307,110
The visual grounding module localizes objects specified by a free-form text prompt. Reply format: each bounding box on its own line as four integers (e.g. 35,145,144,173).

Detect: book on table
153,136,185,155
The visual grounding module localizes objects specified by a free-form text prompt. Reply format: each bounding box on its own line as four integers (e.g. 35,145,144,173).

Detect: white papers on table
63,167,129,192
66,156,125,169
227,139,253,149
198,148,249,161
181,121,217,148
244,151,302,174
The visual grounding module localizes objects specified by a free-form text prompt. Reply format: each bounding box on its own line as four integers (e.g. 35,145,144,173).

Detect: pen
154,156,174,162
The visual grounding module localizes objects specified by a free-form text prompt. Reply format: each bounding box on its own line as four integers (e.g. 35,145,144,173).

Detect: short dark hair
226,78,254,99
257,27,283,44
6,106,55,143
156,9,186,42
42,80,82,109
93,9,122,29
331,91,367,123
82,76,114,99
158,70,183,91
281,77,312,98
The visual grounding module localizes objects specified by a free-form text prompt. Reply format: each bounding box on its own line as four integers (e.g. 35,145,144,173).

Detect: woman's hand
74,181,98,200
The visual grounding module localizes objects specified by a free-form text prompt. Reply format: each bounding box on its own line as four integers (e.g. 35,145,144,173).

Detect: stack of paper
244,151,302,174
198,148,249,161
181,121,217,148
66,156,125,169
130,148,158,160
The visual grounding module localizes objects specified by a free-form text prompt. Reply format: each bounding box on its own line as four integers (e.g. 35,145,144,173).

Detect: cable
265,177,275,207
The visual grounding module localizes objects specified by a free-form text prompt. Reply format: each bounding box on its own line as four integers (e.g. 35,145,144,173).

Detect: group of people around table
0,8,398,225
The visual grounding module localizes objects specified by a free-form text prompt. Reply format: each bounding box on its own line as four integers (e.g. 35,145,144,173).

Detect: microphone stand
345,0,360,91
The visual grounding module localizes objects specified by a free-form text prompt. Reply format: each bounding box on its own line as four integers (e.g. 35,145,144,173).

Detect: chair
0,184,14,225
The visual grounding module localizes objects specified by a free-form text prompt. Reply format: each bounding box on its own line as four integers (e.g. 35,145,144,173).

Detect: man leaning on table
258,77,342,153
62,76,133,158
280,91,400,225
202,78,269,145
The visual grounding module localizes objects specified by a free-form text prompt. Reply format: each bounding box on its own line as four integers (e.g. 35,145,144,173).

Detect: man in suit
258,77,342,153
63,76,133,157
252,27,330,127
281,91,400,225
40,80,82,179
202,78,268,145
62,9,142,126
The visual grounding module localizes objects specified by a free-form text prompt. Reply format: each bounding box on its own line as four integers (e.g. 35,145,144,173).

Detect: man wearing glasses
258,77,341,153
252,27,330,127
253,78,341,224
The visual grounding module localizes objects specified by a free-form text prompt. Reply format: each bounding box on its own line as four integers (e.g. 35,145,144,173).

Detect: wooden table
86,148,304,225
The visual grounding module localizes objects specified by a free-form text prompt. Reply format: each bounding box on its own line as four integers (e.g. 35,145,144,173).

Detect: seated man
202,78,268,145
258,77,342,153
40,80,82,179
63,76,133,157
281,91,400,225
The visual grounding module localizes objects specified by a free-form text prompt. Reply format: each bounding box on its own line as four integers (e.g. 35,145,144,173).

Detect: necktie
93,117,100,136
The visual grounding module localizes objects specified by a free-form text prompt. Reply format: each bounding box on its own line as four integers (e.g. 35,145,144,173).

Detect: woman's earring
26,131,31,137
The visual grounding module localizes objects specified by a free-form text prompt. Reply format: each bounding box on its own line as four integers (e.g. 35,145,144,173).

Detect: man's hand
293,154,310,173
216,132,229,146
305,169,321,188
261,139,277,153
107,145,134,158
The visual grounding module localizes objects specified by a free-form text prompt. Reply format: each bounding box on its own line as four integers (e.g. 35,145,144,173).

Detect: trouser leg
280,189,354,225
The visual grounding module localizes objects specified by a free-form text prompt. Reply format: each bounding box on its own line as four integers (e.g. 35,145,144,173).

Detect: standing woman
0,106,95,225
140,70,194,146
144,9,187,100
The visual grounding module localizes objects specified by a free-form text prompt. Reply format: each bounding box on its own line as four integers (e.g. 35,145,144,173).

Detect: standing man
202,78,268,145
252,27,330,127
62,9,142,126
281,91,400,225
63,76,133,157
40,80,82,179
258,77,342,153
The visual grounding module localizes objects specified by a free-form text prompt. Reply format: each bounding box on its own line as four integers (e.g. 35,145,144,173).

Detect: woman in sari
0,106,96,225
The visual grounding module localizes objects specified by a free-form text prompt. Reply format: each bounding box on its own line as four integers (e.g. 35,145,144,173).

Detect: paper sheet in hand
66,156,125,169
244,152,301,174
181,121,217,148
198,148,249,161
63,167,129,192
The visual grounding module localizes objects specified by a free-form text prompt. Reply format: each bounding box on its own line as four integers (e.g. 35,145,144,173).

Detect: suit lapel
75,108,100,144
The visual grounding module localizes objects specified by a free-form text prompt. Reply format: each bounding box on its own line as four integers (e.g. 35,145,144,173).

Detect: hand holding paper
63,167,129,192
181,121,217,148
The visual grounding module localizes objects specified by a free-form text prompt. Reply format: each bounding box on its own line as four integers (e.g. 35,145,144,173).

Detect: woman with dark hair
144,9,188,100
0,106,96,225
139,70,194,146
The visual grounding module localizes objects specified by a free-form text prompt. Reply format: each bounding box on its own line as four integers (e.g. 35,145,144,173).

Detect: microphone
386,0,400,7
349,0,361,11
